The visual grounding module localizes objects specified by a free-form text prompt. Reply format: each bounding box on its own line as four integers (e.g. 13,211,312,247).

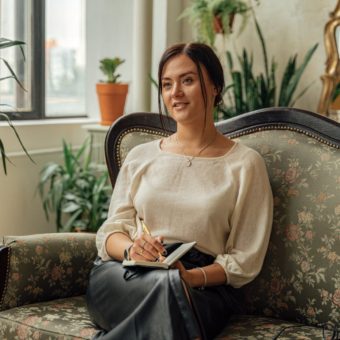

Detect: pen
142,220,152,236
141,221,163,259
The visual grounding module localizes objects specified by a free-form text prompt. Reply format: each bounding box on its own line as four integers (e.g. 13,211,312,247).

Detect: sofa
0,107,339,339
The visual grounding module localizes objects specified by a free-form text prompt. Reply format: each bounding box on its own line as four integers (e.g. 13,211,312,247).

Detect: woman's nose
171,83,183,97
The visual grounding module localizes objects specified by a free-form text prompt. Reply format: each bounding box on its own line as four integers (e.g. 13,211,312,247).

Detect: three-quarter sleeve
96,153,138,261
214,152,273,288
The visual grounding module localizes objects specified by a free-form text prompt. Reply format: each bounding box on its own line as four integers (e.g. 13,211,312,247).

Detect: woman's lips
172,102,189,109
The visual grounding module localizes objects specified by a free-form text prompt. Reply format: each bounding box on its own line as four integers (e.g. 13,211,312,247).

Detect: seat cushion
0,295,97,339
0,296,335,339
216,315,334,339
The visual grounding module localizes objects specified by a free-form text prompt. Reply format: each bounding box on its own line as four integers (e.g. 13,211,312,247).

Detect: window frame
5,0,87,121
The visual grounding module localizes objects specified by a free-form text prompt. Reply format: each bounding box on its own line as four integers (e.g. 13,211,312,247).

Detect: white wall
181,0,335,113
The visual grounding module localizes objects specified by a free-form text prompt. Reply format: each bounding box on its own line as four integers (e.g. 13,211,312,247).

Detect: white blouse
96,139,273,288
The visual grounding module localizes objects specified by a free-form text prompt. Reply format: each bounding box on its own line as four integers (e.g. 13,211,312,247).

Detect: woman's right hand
129,235,166,262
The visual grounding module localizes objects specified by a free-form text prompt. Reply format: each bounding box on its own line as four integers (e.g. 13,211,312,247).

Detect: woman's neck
176,123,217,149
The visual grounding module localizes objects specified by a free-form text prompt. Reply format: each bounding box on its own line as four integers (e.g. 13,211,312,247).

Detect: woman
86,42,273,340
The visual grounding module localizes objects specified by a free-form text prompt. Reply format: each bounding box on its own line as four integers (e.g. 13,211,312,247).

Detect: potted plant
210,0,252,35
218,17,318,119
96,57,128,126
179,0,259,46
0,37,33,174
38,138,111,232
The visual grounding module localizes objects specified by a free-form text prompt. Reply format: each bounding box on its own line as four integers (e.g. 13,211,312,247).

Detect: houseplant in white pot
96,57,128,126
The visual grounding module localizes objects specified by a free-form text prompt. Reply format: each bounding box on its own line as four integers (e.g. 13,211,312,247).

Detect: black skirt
86,244,243,340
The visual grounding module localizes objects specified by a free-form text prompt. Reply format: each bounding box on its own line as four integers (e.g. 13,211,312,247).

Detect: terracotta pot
213,15,224,34
96,83,129,126
213,12,236,34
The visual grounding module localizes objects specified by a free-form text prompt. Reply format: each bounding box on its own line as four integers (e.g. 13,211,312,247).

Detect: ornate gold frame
318,1,340,116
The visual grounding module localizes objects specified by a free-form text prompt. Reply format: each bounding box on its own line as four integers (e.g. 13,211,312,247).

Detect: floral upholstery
216,315,335,339
0,296,97,339
0,233,97,311
119,128,340,329
235,130,340,328
0,122,339,339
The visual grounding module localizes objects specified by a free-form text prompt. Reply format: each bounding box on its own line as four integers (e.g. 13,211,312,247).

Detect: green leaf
253,15,269,80
39,163,62,183
281,43,318,106
0,58,26,91
148,73,158,89
62,202,81,213
62,210,83,232
0,112,34,164
0,139,8,174
231,71,244,113
226,51,233,70
0,38,25,50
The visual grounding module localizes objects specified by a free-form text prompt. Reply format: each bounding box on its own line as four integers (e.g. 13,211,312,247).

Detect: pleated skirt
86,245,243,340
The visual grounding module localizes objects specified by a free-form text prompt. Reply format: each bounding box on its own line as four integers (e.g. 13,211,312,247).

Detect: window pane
0,0,32,113
45,0,86,116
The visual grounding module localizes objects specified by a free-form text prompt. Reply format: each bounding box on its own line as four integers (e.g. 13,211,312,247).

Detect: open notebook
122,241,196,269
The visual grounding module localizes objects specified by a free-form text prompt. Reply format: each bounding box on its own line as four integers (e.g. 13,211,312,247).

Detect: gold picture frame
318,1,340,118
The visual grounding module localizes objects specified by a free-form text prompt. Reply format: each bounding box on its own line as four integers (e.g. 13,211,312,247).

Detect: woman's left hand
172,261,193,287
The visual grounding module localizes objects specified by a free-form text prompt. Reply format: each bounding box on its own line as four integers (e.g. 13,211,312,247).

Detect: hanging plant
179,0,259,46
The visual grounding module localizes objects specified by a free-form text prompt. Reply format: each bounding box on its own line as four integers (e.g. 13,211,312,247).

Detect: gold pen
141,221,163,259
142,221,152,236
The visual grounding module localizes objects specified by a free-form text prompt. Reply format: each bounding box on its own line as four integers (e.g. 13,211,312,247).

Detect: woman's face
161,54,217,125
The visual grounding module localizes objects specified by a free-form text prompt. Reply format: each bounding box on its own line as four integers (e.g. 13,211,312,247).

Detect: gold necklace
174,131,218,167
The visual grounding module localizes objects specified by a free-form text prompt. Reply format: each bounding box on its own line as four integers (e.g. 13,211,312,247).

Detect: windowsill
0,117,99,127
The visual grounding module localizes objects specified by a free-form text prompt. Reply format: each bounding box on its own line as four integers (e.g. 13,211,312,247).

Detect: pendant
186,158,192,167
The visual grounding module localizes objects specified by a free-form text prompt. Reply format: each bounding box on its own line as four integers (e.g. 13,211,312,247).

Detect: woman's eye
183,77,193,84
162,82,172,90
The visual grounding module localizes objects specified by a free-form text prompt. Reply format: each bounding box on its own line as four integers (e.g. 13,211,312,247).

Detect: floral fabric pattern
235,130,340,328
0,296,97,339
216,315,335,339
118,128,340,327
0,126,339,339
0,233,97,311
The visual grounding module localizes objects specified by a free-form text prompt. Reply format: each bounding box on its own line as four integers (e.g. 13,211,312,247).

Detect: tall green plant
38,138,111,232
0,37,33,174
220,18,318,118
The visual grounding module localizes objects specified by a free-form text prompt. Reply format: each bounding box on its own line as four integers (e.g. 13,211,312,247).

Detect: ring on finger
141,240,146,249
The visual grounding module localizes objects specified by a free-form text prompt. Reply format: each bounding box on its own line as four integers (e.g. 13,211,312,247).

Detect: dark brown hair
157,42,225,124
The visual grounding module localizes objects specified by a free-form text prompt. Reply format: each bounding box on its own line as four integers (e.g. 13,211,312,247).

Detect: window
0,0,86,120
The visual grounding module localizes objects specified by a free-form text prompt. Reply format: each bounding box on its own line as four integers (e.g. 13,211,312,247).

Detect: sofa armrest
0,233,97,311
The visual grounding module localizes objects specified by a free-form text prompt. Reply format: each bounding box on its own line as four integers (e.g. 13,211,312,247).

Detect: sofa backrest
236,126,339,328
105,108,340,328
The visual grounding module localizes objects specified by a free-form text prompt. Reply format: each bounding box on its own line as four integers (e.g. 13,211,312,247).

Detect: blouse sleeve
214,151,273,288
96,152,138,261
